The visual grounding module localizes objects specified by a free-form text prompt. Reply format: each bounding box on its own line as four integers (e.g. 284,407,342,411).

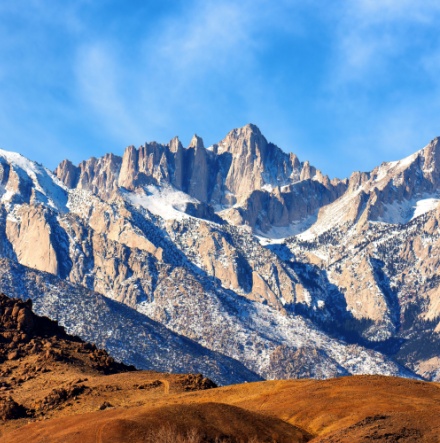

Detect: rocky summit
0,123,438,384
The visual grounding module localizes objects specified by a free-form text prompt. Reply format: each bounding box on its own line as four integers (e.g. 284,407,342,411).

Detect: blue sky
1,0,440,178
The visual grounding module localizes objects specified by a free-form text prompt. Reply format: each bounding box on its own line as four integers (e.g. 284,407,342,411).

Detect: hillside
0,294,438,442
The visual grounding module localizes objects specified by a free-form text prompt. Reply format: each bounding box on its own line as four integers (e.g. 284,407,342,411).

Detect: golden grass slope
2,375,440,442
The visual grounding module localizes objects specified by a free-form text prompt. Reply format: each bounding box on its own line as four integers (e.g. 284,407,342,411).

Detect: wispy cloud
73,0,306,148
312,1,440,173
353,0,440,22
75,43,148,143
151,2,255,71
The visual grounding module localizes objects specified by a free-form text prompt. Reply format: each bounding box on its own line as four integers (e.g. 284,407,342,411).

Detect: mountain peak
243,123,261,134
169,136,183,153
226,123,262,140
189,134,205,149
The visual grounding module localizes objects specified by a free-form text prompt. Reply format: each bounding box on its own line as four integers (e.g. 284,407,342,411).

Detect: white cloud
151,2,254,70
329,1,440,83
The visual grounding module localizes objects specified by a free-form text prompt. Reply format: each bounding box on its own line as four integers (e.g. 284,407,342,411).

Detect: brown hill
3,374,440,442
4,402,311,443
0,294,217,437
0,293,135,374
1,293,440,442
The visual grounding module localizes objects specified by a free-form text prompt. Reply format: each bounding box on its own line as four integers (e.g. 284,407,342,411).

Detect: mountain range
0,123,438,383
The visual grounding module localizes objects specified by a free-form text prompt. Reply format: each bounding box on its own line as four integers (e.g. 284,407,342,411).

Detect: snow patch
411,198,440,220
298,189,364,241
378,196,440,224
256,213,319,241
261,184,274,192
123,185,199,220
386,152,418,170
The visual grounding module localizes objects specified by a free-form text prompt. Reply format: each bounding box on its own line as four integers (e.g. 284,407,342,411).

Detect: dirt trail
160,379,170,395
95,423,104,443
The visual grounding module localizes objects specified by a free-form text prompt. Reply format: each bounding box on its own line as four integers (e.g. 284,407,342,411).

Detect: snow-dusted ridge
0,148,68,212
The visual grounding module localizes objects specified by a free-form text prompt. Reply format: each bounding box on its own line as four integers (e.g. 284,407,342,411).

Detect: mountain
0,124,438,382
54,124,346,232
0,294,438,443
278,138,440,380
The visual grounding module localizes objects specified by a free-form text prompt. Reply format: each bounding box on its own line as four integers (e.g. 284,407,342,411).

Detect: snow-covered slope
299,137,440,239
123,185,198,220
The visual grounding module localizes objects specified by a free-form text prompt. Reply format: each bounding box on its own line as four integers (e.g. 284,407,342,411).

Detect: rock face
0,125,439,382
5,205,60,275
55,154,122,199
55,124,345,231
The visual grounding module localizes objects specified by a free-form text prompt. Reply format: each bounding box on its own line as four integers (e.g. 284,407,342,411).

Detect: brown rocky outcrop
0,293,135,374
174,373,217,391
0,396,28,421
